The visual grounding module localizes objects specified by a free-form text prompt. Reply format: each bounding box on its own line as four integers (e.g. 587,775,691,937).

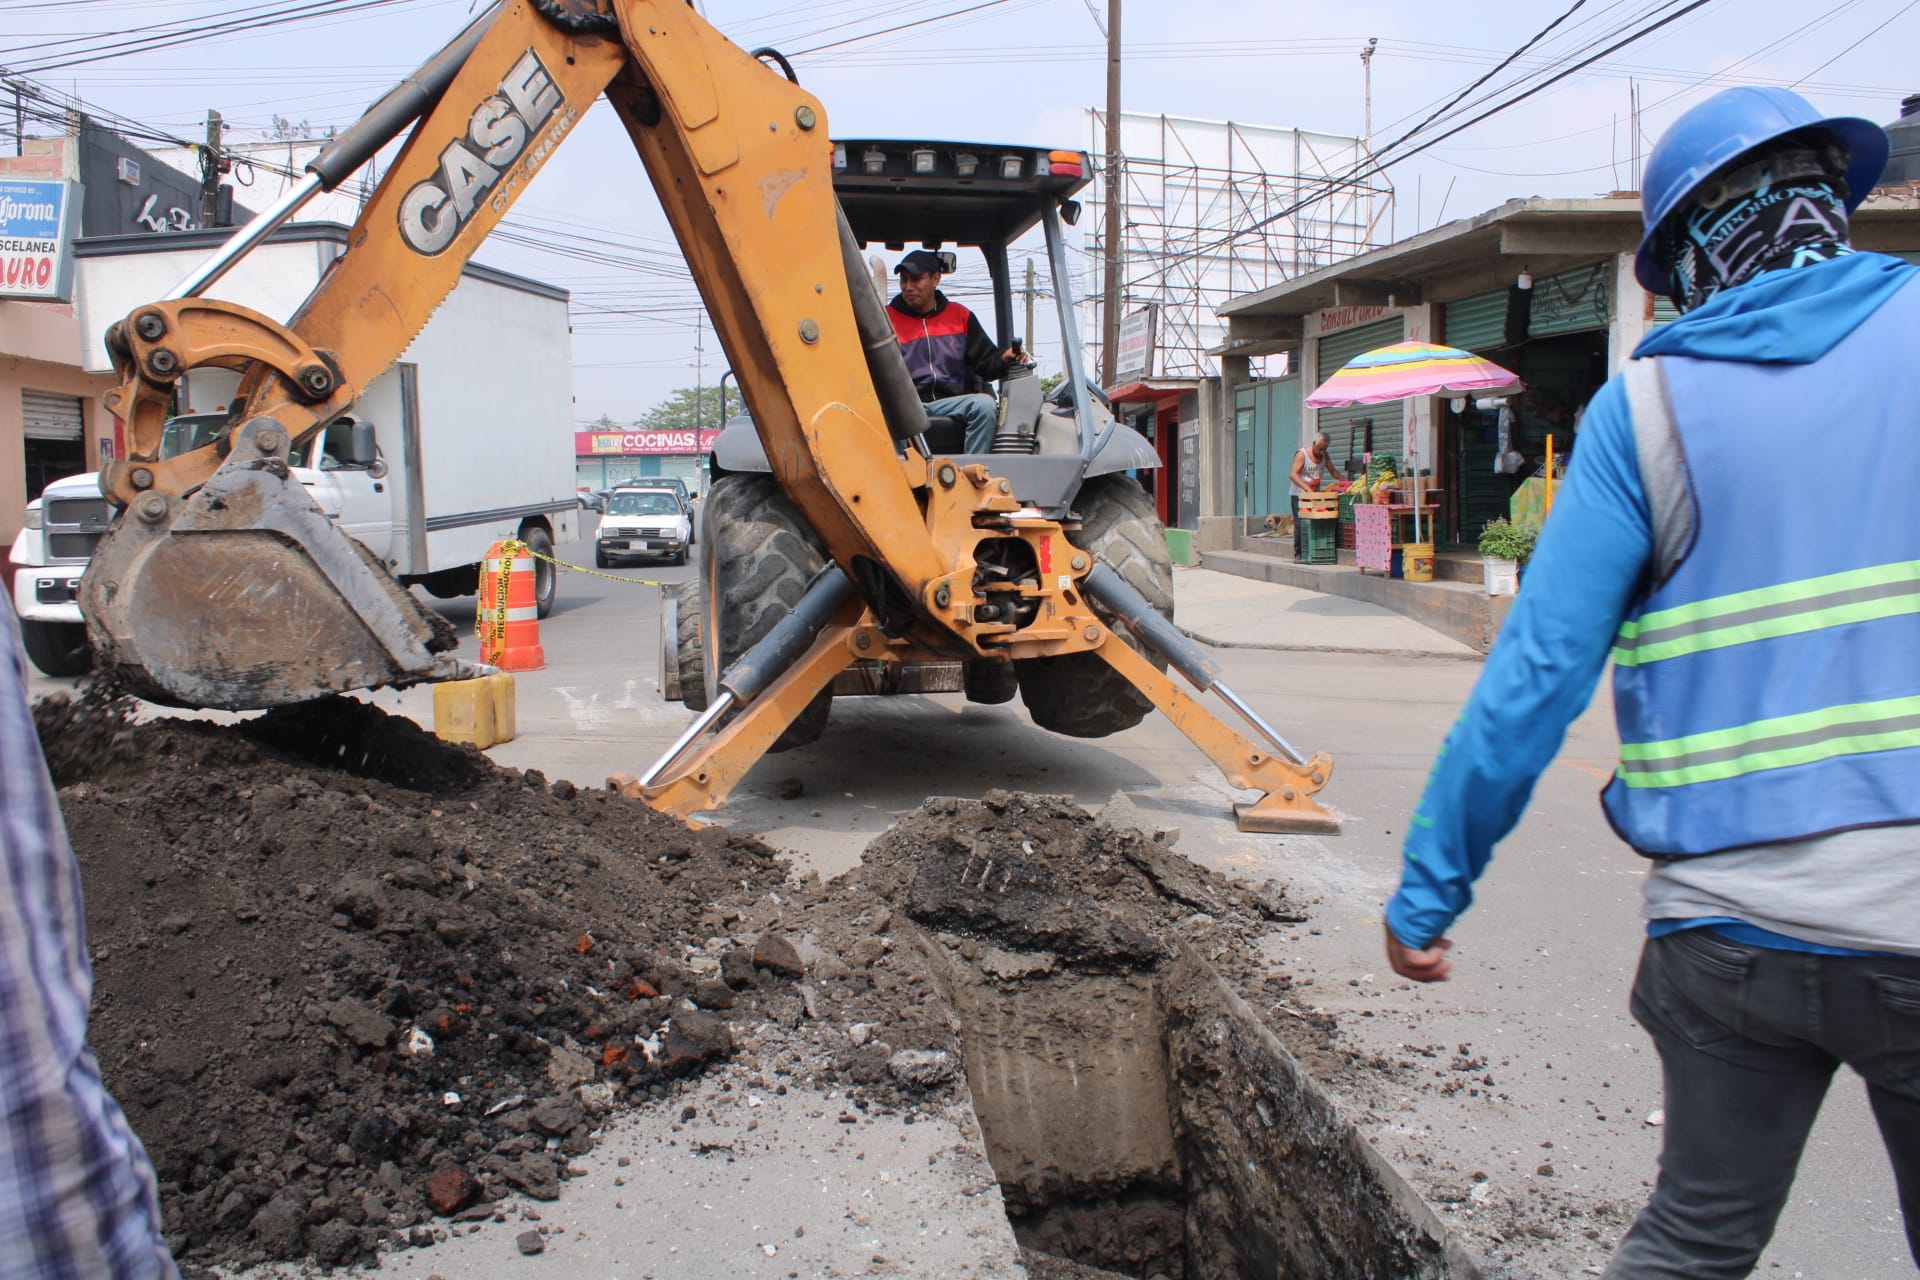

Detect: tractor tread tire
675,578,708,712
702,474,831,751
1015,476,1174,738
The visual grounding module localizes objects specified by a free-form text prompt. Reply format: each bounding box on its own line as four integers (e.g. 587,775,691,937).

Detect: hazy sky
5,0,1913,423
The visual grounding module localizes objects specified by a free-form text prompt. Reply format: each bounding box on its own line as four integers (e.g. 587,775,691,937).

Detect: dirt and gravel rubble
41,695,972,1272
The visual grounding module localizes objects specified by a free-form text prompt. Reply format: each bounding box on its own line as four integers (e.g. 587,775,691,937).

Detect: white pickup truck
12,221,578,677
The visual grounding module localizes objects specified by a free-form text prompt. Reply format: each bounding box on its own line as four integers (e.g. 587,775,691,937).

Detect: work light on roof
1000,154,1022,180
863,146,886,175
832,143,847,170
954,152,978,178
911,148,937,175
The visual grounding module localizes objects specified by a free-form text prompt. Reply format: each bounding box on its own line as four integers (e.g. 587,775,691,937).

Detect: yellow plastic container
1403,541,1435,583
434,672,518,748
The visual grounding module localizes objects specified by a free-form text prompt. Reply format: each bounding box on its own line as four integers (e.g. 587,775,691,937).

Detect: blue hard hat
1635,86,1890,292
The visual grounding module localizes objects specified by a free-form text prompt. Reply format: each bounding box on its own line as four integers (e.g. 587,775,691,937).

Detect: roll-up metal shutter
21,390,84,442
1651,293,1680,326
1315,315,1405,466
1527,262,1611,338
1441,290,1509,353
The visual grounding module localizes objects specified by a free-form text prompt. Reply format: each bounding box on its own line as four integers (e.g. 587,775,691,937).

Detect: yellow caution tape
520,543,675,589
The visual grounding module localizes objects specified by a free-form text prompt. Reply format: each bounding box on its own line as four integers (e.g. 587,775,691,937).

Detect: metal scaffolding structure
1083,111,1394,380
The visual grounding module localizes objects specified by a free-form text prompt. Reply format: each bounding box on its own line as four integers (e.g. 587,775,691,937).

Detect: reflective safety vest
1604,275,1920,856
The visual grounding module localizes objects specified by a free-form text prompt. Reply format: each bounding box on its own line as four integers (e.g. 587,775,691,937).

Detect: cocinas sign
575,429,723,456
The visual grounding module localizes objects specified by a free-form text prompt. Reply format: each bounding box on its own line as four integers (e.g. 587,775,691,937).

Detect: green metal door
1234,386,1256,520
1254,377,1300,516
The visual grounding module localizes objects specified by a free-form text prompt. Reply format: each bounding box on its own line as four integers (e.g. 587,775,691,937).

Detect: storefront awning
1106,380,1187,409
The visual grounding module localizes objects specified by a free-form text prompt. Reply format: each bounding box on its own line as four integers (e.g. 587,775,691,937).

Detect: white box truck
12,222,577,676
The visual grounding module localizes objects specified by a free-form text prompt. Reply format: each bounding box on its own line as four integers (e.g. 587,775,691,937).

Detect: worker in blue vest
1383,87,1919,1277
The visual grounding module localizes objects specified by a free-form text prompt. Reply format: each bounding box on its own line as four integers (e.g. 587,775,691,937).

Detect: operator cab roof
832,140,1091,248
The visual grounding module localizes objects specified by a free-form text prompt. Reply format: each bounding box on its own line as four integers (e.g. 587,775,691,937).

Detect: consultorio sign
0,180,80,301
575,428,721,457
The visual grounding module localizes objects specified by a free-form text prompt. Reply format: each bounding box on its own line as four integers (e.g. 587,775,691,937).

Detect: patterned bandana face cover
1659,143,1854,312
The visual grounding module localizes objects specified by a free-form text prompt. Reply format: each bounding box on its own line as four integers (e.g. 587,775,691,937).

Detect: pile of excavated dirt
40,695,1410,1277
43,696,956,1272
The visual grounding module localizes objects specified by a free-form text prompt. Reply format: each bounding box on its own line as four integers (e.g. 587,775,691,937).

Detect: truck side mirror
349,421,380,466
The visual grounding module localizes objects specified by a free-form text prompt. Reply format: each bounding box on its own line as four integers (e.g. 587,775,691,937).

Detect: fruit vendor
1288,431,1346,559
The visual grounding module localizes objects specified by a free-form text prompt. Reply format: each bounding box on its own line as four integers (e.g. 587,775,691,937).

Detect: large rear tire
701,474,832,751
20,618,92,678
675,578,708,712
1015,476,1174,738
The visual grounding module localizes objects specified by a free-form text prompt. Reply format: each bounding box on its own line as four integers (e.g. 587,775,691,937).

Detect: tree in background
634,385,733,435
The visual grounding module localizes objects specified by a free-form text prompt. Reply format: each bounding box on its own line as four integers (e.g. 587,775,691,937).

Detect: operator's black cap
894,249,944,276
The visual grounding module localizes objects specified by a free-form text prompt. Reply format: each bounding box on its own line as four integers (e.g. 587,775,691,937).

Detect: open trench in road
38,688,1479,1278
857,796,1482,1280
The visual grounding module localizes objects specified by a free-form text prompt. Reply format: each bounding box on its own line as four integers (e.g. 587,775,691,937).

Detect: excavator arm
83,0,1338,834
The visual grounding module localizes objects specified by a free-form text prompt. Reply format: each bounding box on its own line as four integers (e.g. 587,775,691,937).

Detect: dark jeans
1602,930,1920,1278
1290,495,1302,558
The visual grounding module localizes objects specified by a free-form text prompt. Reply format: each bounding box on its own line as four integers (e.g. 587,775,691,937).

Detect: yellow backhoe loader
80,0,1338,835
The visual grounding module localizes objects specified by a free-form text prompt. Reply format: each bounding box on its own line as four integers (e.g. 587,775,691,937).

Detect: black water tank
1885,93,1920,185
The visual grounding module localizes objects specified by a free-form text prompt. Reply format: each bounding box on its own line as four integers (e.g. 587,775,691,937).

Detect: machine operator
886,249,1025,453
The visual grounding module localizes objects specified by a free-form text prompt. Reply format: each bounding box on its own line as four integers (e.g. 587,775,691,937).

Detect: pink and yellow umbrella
1305,342,1522,548
1304,341,1522,407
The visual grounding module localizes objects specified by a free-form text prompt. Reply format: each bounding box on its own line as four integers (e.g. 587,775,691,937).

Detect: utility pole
199,109,222,228
1360,38,1378,155
1023,257,1036,354
693,321,705,433
12,83,24,157
1098,0,1123,389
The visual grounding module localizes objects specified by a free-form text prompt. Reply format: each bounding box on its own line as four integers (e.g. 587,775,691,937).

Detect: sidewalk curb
1177,624,1483,663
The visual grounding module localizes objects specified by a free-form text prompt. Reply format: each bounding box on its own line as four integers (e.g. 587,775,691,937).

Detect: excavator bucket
80,424,474,710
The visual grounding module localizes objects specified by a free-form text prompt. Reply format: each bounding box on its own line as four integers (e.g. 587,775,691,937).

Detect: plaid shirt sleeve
0,610,177,1279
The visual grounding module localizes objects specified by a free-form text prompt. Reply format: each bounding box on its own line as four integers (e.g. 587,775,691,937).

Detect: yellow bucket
1404,541,1435,583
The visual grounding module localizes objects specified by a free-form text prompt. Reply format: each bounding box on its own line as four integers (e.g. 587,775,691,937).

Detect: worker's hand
1001,346,1029,366
1385,921,1453,982
1304,478,1321,492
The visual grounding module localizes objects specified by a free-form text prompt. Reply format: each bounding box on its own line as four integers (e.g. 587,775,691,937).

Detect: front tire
595,547,611,570
701,474,832,751
1015,476,1174,738
20,618,92,678
521,524,558,619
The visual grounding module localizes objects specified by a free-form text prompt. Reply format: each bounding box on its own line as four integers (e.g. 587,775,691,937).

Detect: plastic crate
1298,491,1341,520
1302,517,1338,564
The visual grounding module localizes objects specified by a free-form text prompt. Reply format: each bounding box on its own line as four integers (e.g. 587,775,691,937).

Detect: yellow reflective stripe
1613,593,1920,666
1617,694,1920,787
1618,559,1920,640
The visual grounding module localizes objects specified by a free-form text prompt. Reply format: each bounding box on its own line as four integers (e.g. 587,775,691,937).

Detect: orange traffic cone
477,538,545,671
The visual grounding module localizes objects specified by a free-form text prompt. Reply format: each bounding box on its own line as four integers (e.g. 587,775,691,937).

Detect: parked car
577,487,604,513
614,474,694,513
596,488,691,566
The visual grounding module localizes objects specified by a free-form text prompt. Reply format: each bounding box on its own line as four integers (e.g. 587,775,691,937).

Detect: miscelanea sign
0,180,79,301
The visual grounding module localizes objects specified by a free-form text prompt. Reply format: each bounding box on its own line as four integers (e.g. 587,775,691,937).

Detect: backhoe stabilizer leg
611,626,857,821
1080,564,1337,834
614,566,862,822
1090,637,1340,834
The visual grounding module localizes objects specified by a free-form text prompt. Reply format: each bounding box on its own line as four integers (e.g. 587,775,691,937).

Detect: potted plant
1478,518,1536,596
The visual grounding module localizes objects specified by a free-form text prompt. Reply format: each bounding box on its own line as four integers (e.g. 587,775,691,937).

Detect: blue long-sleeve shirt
1385,251,1919,950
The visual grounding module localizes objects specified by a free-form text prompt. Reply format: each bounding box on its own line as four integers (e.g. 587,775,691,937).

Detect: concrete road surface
29,535,1913,1277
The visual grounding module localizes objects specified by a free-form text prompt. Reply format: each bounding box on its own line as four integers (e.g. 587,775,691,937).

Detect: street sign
1115,305,1156,382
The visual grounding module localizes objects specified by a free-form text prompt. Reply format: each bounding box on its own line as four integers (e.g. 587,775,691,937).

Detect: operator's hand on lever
1002,338,1032,369
1384,921,1453,983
